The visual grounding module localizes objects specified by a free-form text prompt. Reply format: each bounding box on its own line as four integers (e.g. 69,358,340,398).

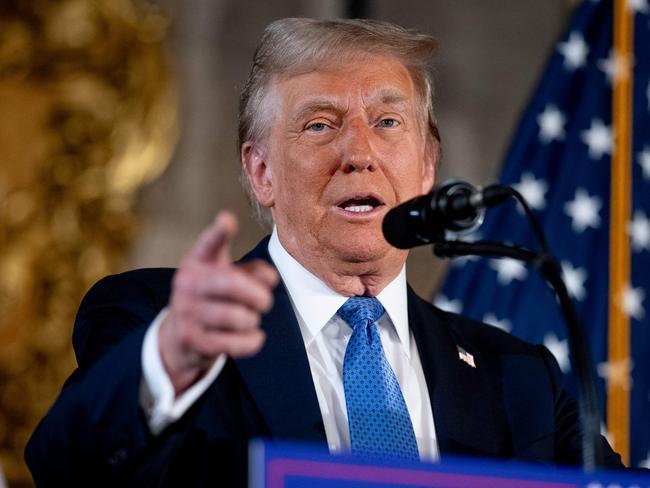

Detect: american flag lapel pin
457,345,476,368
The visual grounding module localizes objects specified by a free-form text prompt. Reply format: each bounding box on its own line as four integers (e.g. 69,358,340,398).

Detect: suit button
107,447,128,467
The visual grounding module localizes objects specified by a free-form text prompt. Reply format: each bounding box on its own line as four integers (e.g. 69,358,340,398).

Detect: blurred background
0,0,576,485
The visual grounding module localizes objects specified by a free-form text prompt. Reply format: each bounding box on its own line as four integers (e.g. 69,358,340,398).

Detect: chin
329,233,394,264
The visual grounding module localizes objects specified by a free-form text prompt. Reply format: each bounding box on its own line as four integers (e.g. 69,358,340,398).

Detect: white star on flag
514,172,548,211
580,119,613,159
628,210,650,252
537,105,567,143
433,294,462,314
564,188,602,232
640,451,650,469
597,358,634,389
451,254,480,267
490,258,528,285
597,49,632,84
544,333,571,373
561,261,588,301
483,313,512,333
437,1,650,466
627,0,650,13
639,146,650,179
557,32,590,69
622,285,646,321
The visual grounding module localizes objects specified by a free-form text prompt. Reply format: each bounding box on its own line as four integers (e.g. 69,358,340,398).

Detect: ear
421,134,438,193
241,142,274,208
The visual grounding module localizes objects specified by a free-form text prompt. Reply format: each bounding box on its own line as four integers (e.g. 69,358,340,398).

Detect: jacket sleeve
25,270,181,486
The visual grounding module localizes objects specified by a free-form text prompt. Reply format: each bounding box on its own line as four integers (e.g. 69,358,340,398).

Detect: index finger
191,211,238,264
238,260,280,288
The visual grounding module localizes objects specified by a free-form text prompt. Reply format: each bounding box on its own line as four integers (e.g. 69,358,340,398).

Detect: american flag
436,0,650,468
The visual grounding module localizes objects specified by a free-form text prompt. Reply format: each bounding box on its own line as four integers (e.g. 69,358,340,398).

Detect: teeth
345,205,374,213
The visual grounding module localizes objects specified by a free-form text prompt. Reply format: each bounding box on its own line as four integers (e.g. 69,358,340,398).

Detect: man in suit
26,17,623,487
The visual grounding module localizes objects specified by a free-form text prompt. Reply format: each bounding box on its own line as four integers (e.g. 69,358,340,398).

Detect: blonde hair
238,18,440,225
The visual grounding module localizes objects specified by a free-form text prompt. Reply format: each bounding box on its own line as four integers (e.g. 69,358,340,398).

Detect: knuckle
241,332,266,356
255,331,267,350
226,268,245,289
250,310,262,329
235,307,260,330
219,305,240,326
207,331,265,359
241,307,261,330
260,290,274,311
173,268,198,295
208,268,235,294
235,311,260,331
261,264,280,284
224,339,249,358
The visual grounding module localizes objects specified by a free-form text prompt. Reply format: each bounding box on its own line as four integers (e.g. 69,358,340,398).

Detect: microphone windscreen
382,204,429,249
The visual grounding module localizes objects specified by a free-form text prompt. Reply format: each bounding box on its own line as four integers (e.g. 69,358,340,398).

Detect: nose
340,120,377,174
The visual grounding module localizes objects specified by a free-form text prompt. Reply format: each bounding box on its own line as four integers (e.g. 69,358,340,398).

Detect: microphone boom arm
434,239,604,471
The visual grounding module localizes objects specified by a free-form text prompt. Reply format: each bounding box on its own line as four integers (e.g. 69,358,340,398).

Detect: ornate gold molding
0,0,177,483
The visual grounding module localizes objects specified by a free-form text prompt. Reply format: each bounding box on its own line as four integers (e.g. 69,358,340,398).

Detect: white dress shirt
141,229,439,461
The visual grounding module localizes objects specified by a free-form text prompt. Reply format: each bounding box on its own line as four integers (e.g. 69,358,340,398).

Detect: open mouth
336,195,385,213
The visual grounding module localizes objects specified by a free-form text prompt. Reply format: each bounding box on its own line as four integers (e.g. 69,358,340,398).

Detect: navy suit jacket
26,238,622,486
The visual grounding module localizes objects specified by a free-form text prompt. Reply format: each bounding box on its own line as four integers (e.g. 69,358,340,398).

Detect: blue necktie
338,296,419,460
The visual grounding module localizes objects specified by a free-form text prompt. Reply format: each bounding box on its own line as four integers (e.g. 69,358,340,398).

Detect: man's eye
378,118,399,128
306,122,328,132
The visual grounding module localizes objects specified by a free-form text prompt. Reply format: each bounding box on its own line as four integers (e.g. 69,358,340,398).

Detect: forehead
270,55,417,113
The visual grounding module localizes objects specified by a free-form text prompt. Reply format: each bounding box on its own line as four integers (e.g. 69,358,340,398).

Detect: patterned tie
337,296,419,460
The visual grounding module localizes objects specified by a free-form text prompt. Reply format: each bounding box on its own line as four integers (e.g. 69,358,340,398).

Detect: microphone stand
434,239,604,471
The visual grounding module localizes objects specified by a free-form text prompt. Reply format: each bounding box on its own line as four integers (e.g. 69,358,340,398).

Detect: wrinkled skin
160,54,437,395
243,55,437,296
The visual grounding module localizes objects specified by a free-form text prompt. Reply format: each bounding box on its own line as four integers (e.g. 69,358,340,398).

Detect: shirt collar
267,228,410,355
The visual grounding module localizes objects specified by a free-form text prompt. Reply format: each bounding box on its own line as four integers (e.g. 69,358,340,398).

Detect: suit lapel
407,288,511,459
232,239,510,455
234,240,326,444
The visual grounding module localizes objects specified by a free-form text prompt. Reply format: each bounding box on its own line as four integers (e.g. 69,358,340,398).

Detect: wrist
158,314,208,395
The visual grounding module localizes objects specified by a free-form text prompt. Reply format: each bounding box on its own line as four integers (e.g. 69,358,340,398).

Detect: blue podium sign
250,441,649,488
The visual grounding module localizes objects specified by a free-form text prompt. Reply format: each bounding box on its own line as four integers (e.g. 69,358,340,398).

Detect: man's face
248,55,436,269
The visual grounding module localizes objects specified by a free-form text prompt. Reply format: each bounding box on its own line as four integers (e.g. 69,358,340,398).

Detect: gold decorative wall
0,0,177,484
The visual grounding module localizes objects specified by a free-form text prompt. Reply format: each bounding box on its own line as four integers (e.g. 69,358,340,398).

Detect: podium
250,441,649,488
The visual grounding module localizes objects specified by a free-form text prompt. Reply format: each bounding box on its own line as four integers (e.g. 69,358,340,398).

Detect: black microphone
382,180,511,249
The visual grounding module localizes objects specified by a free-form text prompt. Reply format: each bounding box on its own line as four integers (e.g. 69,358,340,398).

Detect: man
26,18,623,487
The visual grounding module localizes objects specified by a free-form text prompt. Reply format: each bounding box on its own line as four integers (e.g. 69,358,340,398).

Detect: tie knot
337,296,385,331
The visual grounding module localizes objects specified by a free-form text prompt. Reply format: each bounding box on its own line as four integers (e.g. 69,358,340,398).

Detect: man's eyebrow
291,90,411,123
292,99,343,122
376,89,410,107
